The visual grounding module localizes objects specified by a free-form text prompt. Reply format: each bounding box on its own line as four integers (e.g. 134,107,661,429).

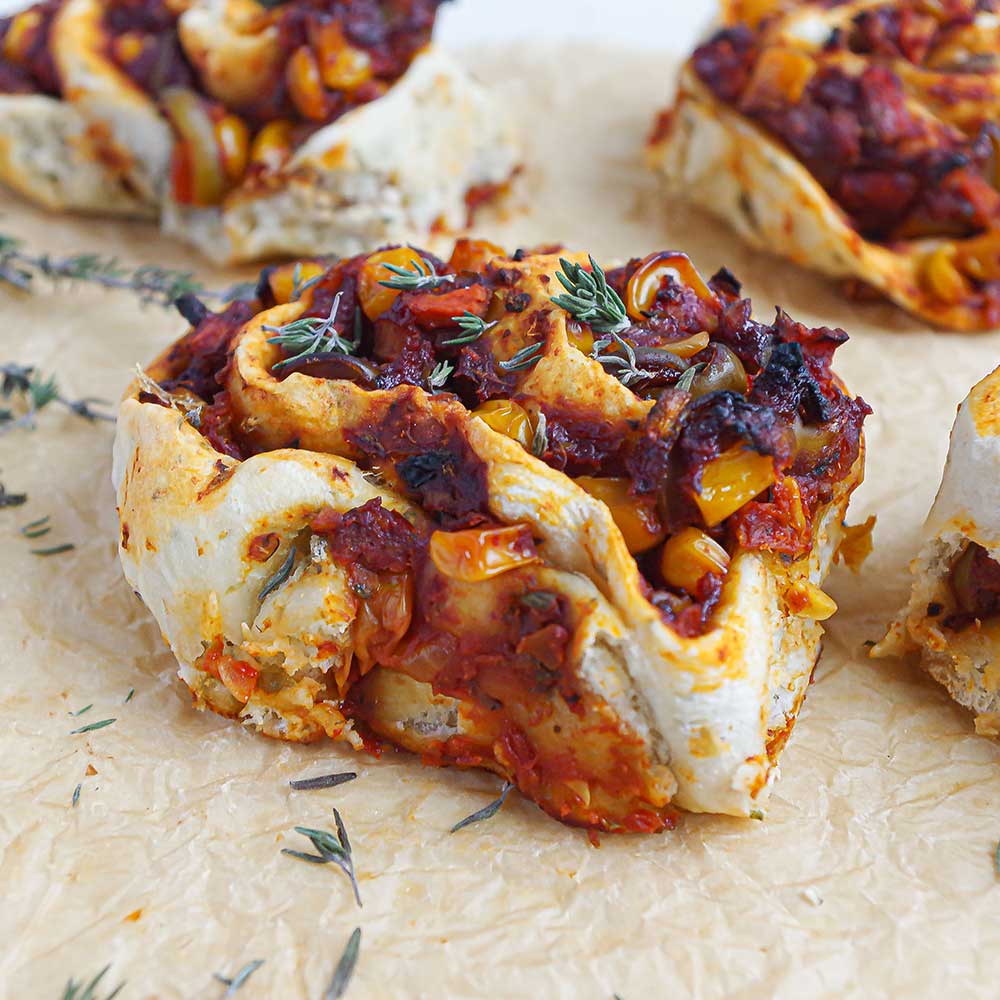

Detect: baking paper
3,43,1000,999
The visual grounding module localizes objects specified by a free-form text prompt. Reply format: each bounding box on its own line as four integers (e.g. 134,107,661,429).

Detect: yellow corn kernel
625,251,714,321
566,321,594,355
2,9,41,63
357,246,426,319
660,526,731,595
922,246,970,305
214,113,250,184
249,119,294,171
473,399,533,449
785,580,838,621
744,47,817,105
694,446,776,527
268,261,325,305
575,476,665,554
667,331,711,359
429,525,539,583
287,45,327,121
312,21,372,91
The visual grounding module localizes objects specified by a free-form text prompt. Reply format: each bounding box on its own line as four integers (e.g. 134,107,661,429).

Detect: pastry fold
115,241,868,829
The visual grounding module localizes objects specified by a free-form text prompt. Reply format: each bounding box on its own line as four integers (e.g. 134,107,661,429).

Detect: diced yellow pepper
429,525,539,583
660,526,731,595
922,246,970,305
473,399,534,449
694,446,776,527
575,476,665,554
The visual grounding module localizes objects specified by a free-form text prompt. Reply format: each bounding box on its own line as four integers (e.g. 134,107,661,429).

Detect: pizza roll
650,0,1000,330
114,240,869,830
875,363,1000,735
0,0,517,261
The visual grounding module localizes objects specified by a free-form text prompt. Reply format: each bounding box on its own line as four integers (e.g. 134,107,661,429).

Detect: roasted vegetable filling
690,0,1000,310
0,0,445,205
151,242,868,640
943,541,1000,630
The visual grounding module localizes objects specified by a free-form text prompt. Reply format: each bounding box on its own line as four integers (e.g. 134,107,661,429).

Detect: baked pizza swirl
651,0,1000,329
0,0,517,260
114,240,869,829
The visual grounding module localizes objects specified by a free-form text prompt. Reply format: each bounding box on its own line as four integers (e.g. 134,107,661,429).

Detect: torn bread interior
114,239,869,830
0,0,518,261
875,363,1000,736
650,0,1000,330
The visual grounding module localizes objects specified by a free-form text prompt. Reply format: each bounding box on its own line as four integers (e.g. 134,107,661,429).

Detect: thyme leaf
264,292,355,369
32,543,76,556
675,362,705,393
290,263,323,302
428,360,454,390
441,311,496,346
214,959,265,996
124,688,135,703
995,838,1000,877
519,590,558,611
324,927,361,1000
70,704,93,717
0,480,27,507
590,332,659,389
21,515,51,538
60,965,125,1000
450,782,513,833
1,362,114,435
289,772,357,791
282,808,361,907
70,718,116,735
0,232,219,308
72,783,81,807
498,342,544,372
530,411,548,458
378,256,454,292
550,256,629,335
258,548,296,604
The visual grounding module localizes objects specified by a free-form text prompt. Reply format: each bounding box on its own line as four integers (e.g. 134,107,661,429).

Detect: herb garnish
258,548,296,603
32,543,76,556
519,590,558,611
550,256,629,335
264,293,356,369
282,808,362,907
60,965,124,1000
290,263,324,303
441,311,496,346
70,704,93,717
995,838,1000,877
70,718,116,735
324,927,361,1000
498,342,545,372
0,479,27,507
450,782,513,833
21,515,51,538
428,360,454,390
124,688,135,703
72,783,81,807
289,772,357,791
530,411,548,458
378,256,454,293
214,959,265,996
0,232,227,308
675,363,705,393
590,332,660,389
1,362,114,434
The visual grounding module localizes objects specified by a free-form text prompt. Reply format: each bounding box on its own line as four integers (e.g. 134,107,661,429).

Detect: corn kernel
660,526,731,595
312,20,372,91
785,580,838,621
214,113,250,184
250,119,294,171
357,246,427,319
429,525,539,583
2,9,41,64
625,252,714,321
268,261,325,305
287,45,328,121
473,399,533,449
694,446,776,527
922,246,970,305
575,476,665,554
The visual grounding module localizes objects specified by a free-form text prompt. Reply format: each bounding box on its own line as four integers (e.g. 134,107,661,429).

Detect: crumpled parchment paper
3,43,1000,1000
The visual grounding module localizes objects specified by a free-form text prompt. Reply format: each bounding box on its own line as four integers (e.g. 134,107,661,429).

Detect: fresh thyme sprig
214,959,265,996
499,342,544,372
0,479,27,507
282,807,362,907
21,515,50,539
259,548,296,604
450,782,513,833
590,333,658,388
0,233,223,308
289,772,357,791
675,362,705,393
550,256,630,335
378,256,454,292
441,311,496,346
530,411,548,458
428,360,454,390
1,362,114,434
61,965,125,1000
325,928,361,1000
264,293,356,369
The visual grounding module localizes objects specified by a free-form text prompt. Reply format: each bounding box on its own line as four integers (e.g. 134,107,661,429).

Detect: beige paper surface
3,43,1000,999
